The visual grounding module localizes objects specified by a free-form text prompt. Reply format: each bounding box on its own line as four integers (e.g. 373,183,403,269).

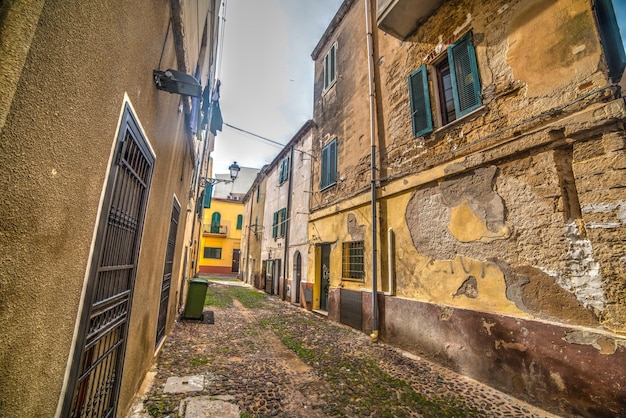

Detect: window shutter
203,183,213,208
449,33,481,116
321,145,329,188
596,0,626,83
329,140,337,185
236,214,243,230
330,44,336,83
211,212,221,233
272,211,278,238
408,65,433,137
279,208,287,237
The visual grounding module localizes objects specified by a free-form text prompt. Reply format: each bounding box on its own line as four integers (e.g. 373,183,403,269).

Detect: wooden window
409,32,481,135
278,156,290,185
236,214,243,230
323,43,337,92
210,212,221,233
595,0,626,82
204,247,222,259
408,65,433,136
320,139,337,190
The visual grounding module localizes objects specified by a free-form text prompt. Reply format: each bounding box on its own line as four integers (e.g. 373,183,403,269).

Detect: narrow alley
129,279,559,418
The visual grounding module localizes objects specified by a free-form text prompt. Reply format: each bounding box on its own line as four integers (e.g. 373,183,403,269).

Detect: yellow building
197,166,259,275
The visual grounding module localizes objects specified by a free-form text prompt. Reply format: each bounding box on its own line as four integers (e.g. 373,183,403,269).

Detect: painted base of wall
332,289,626,417
197,266,236,275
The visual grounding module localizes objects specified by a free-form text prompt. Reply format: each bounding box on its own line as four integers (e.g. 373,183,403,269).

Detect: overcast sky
211,0,344,174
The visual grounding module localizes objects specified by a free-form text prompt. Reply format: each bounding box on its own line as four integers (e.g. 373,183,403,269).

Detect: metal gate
63,104,154,418
156,199,180,347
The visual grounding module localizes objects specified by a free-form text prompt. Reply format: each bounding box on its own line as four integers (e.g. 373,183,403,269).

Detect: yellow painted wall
198,198,243,272
308,204,378,309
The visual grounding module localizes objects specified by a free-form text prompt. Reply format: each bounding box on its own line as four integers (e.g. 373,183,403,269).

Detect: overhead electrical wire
223,122,287,149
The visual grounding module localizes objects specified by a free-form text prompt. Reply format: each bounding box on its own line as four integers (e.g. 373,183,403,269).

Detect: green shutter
272,211,278,238
321,139,337,189
203,183,213,208
449,32,481,117
279,208,287,237
408,65,433,137
321,145,329,188
329,139,337,185
236,214,243,230
596,0,626,83
211,212,221,233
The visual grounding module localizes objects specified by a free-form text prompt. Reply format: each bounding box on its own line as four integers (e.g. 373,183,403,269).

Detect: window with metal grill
204,247,222,259
342,241,364,280
409,31,481,136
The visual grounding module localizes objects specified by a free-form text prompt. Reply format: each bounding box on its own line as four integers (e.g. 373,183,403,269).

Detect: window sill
432,105,487,135
320,182,336,192
322,80,336,96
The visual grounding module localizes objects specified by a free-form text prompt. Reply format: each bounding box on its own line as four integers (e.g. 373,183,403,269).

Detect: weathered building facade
309,0,626,415
256,122,315,300
197,166,259,275
241,168,268,288
0,1,221,416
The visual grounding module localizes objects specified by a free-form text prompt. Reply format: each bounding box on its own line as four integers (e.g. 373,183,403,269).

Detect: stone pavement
127,280,563,417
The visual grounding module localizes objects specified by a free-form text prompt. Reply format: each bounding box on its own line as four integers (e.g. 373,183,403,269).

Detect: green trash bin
183,279,209,319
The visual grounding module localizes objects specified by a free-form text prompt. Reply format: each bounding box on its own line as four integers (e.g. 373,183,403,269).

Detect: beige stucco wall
0,1,208,416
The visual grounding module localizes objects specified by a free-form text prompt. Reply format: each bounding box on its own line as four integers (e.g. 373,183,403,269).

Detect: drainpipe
386,228,394,296
282,145,295,301
364,0,379,341
244,186,254,285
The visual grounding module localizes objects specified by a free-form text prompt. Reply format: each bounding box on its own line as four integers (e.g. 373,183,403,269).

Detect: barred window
342,241,364,280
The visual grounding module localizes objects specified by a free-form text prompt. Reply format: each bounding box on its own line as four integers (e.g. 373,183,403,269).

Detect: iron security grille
340,289,363,330
342,241,364,280
64,104,154,418
156,199,180,347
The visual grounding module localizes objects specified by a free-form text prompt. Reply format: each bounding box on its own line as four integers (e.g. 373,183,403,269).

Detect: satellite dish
153,69,202,98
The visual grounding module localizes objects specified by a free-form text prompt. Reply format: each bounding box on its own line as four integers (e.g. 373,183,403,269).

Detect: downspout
244,189,254,285
282,145,295,301
364,0,379,341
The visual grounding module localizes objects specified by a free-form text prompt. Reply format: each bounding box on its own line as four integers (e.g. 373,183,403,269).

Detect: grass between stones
204,285,269,309
259,314,481,418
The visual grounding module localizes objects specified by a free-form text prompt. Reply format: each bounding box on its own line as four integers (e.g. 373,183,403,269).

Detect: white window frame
323,42,337,93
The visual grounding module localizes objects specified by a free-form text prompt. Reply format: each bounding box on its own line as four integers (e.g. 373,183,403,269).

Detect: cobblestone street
129,280,561,417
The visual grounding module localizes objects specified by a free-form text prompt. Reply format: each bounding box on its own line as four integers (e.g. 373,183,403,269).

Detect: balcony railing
202,224,228,236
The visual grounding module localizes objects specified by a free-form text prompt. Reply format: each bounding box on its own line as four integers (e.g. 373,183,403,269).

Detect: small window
256,184,260,203
342,241,364,280
236,214,243,230
595,0,626,83
272,208,287,238
278,156,290,185
409,32,482,135
320,139,337,190
323,43,337,92
210,212,221,233
279,208,287,237
204,247,222,259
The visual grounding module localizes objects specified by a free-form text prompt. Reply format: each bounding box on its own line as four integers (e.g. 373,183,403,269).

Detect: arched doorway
293,251,302,304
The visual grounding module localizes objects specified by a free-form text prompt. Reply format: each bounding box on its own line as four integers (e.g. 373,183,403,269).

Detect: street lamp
200,161,241,186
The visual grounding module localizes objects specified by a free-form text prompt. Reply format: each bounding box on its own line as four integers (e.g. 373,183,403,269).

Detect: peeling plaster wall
308,0,626,414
